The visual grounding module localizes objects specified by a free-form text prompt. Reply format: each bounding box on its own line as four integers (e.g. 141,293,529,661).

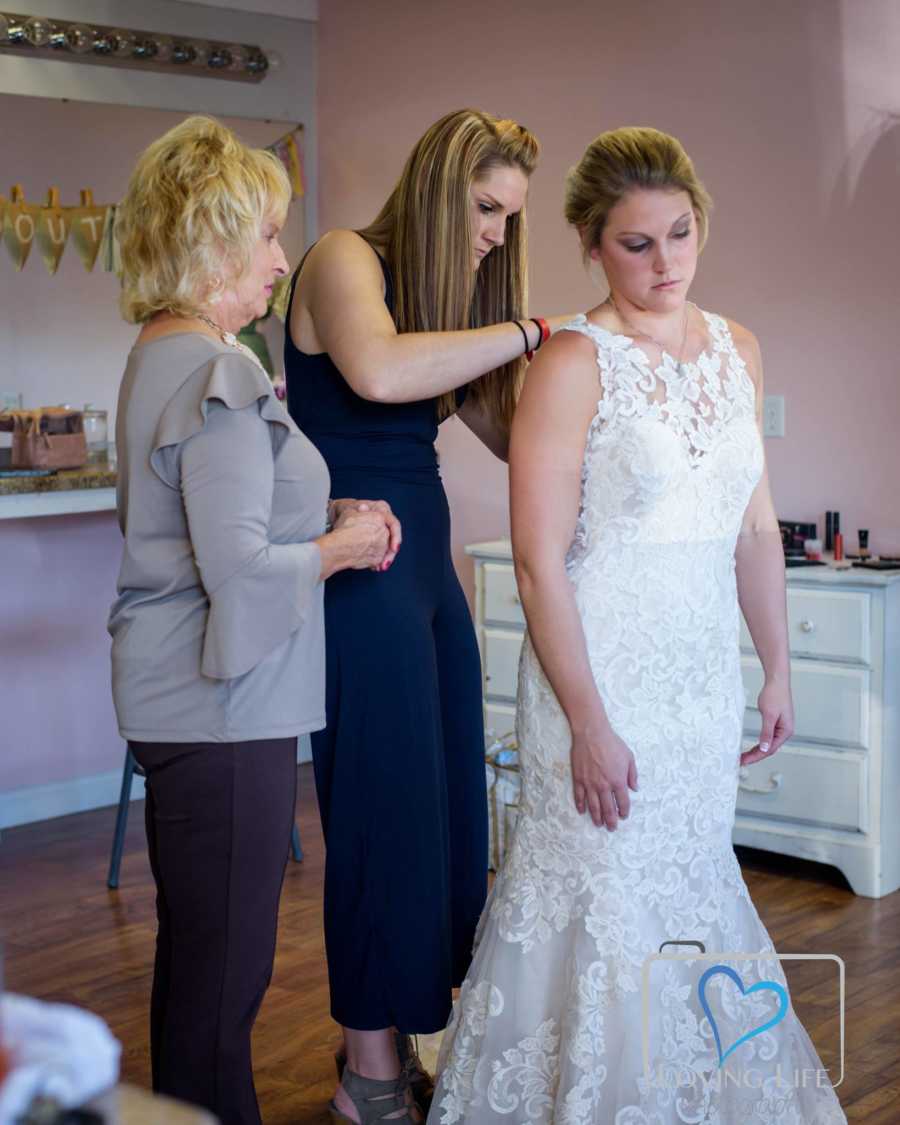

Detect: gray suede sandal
334,1034,434,1115
329,1067,418,1124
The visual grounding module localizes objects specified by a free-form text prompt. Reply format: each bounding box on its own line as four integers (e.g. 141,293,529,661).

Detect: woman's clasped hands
318,498,402,577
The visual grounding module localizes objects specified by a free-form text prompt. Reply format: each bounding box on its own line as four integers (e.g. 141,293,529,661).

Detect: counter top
0,458,117,520
465,538,900,587
0,462,116,496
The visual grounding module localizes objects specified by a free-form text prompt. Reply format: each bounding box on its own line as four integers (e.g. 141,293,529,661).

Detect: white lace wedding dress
430,313,846,1124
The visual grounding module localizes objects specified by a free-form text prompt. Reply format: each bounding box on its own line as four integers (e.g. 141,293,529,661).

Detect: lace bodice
564,310,763,573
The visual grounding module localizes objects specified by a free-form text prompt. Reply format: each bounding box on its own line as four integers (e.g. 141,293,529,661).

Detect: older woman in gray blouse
108,116,399,1125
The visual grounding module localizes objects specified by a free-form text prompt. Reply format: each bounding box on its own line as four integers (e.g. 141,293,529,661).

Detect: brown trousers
130,738,298,1125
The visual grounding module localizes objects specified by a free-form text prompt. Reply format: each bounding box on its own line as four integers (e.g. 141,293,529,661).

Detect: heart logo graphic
698,964,789,1067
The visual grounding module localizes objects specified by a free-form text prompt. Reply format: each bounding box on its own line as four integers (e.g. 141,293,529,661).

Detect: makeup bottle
825,511,834,552
858,529,870,559
834,531,844,562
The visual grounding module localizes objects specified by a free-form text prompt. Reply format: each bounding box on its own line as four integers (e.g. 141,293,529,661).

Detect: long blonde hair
358,109,539,426
116,115,290,323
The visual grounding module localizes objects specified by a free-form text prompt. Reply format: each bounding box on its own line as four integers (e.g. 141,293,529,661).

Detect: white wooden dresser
466,538,900,898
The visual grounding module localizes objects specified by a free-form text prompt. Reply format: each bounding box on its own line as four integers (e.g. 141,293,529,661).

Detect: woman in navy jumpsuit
285,109,552,1123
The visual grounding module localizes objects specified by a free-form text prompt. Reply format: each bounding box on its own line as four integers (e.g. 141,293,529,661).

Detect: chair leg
290,821,303,863
107,749,137,889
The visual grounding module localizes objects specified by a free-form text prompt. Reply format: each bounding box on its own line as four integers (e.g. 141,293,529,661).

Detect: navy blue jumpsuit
285,249,488,1034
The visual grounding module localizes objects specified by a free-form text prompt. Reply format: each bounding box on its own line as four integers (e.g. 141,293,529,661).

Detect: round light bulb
188,40,209,67
111,29,135,57
25,17,53,47
154,35,173,62
226,43,245,71
171,40,195,64
206,46,232,69
92,32,115,55
245,50,269,76
64,24,94,54
132,36,158,60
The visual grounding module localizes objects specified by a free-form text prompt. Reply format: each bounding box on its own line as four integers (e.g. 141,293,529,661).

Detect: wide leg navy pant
311,474,487,1034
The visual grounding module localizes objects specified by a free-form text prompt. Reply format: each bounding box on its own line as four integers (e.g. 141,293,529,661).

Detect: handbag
0,408,87,470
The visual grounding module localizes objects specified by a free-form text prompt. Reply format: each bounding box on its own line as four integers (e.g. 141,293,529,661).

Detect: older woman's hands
330,498,402,570
316,498,402,579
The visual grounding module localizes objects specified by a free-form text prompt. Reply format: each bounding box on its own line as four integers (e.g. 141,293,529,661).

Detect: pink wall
318,0,900,600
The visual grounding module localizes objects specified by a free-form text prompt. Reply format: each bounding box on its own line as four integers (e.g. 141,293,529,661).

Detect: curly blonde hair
565,126,713,257
116,115,291,323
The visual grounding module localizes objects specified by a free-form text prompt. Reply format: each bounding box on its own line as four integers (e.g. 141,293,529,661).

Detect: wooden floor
1,763,898,1123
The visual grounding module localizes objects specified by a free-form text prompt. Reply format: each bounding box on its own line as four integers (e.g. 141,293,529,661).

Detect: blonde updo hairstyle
565,126,712,261
116,115,291,323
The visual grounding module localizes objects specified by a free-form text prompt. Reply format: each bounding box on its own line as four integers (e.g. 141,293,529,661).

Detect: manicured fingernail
760,743,770,753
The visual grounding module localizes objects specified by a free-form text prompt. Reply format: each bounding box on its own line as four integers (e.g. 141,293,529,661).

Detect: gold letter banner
69,189,109,272
35,187,71,275
3,185,40,271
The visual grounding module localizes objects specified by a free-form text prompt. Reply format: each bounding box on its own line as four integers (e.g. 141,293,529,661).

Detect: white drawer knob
738,768,783,795
799,619,816,634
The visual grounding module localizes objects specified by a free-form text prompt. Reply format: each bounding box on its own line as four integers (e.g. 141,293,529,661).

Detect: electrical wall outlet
763,394,785,438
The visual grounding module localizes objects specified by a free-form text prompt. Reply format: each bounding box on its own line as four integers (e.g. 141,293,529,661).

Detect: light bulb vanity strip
0,12,279,82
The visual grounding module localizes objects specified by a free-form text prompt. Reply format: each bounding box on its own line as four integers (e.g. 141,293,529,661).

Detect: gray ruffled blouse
109,332,330,742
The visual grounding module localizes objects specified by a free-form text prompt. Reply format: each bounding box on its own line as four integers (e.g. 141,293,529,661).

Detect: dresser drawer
736,744,867,832
742,657,869,749
741,587,871,664
483,562,525,627
483,628,524,701
485,701,517,740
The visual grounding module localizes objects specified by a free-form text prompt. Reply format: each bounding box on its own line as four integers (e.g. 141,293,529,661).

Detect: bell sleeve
150,352,323,679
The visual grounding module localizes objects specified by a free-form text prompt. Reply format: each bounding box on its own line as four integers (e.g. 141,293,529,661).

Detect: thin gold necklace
607,294,693,375
196,312,268,375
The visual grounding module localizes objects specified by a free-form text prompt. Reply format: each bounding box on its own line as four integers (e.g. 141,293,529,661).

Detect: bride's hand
570,722,639,831
740,679,794,766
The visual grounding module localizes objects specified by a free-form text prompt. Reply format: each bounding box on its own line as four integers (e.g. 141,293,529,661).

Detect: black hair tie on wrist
514,320,530,356
530,318,544,350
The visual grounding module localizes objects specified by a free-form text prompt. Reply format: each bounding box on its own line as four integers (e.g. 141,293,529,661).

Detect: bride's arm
731,322,794,767
510,331,638,831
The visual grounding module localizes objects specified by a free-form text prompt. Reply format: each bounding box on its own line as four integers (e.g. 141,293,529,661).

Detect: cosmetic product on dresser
830,531,852,568
779,520,826,567
804,538,823,561
858,529,870,558
825,511,834,552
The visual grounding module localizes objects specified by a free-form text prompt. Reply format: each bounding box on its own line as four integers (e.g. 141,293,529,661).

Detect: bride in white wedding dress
429,129,846,1124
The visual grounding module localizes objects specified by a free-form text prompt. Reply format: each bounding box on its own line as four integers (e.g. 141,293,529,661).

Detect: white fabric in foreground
0,993,120,1124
